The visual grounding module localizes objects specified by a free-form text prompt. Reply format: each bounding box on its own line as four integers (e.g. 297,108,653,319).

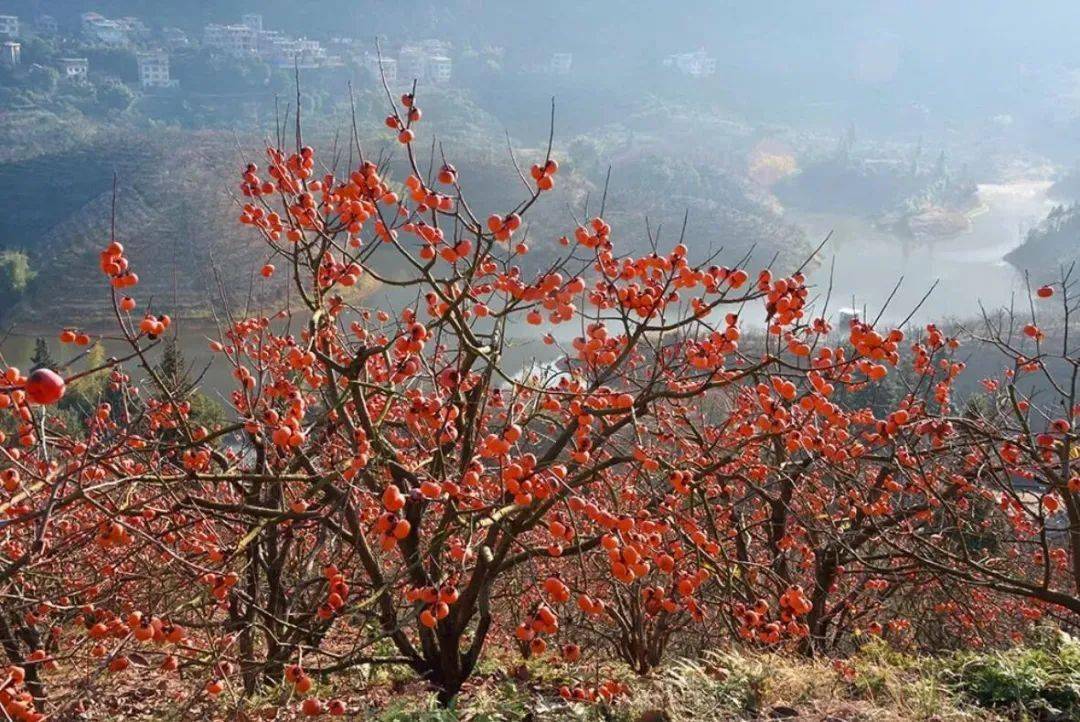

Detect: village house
58,57,89,82
548,52,573,75
203,23,258,56
1,41,20,66
428,55,452,83
361,53,397,84
137,51,176,88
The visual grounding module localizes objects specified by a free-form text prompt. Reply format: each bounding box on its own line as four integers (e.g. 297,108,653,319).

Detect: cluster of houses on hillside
0,9,625,99
199,20,460,85
353,39,453,85
0,10,176,88
202,14,336,69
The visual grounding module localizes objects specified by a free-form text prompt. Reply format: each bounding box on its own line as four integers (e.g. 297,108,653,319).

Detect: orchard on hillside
0,85,1075,719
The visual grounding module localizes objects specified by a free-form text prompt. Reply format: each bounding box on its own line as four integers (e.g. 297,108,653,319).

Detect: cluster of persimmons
0,91,1076,719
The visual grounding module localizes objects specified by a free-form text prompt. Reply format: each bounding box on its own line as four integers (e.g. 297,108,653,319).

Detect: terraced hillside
0,131,292,325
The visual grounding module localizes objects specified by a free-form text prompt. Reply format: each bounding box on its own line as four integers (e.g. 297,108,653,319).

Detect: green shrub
939,631,1080,718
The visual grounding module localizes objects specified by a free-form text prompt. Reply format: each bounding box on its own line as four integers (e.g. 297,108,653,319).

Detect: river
791,178,1056,325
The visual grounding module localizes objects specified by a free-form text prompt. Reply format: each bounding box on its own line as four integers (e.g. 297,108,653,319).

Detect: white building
203,24,257,56
287,39,326,67
206,17,331,66
58,57,89,82
398,45,427,82
1,41,19,66
257,33,326,67
328,37,360,54
549,52,572,75
394,41,454,84
664,49,716,78
428,55,452,83
81,13,127,46
0,15,18,39
137,51,175,88
241,13,263,32
361,53,397,84
254,29,282,57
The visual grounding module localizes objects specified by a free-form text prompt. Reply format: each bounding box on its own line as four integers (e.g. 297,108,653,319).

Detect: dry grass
39,633,1080,721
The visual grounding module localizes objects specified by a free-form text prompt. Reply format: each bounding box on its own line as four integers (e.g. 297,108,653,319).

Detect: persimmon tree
860,270,1080,626
215,87,802,703
713,272,1080,653
1,84,1076,721
0,88,814,712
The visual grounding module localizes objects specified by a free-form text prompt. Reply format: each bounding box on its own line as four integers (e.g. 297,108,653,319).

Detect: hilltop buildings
202,23,257,56
356,41,454,87
394,41,453,84
202,15,334,68
259,35,328,68
0,8,469,104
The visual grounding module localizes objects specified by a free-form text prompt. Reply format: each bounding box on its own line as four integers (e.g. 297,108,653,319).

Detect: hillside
0,130,289,325
1004,203,1080,273
0,106,811,326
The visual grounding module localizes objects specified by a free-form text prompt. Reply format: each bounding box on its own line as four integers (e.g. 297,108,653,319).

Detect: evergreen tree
29,337,54,371
155,337,226,431
158,336,186,393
